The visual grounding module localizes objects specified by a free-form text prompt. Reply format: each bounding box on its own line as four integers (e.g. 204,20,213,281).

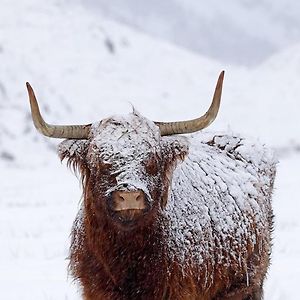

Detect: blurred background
0,0,299,299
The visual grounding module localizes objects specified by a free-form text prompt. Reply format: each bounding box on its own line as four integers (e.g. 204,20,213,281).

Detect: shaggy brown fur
60,136,274,300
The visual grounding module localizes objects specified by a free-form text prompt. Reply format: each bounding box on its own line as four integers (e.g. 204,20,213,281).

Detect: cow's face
59,112,188,230
27,72,223,230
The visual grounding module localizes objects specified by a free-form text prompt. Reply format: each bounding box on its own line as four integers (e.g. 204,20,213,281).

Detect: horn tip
217,71,225,87
26,82,33,92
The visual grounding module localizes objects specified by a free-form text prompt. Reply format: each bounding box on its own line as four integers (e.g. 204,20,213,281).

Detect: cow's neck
83,213,169,298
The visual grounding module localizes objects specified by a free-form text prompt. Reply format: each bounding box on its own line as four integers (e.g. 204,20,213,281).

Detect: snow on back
165,132,276,277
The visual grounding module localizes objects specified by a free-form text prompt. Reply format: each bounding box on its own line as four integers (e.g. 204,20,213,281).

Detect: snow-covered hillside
85,0,300,66
0,0,299,299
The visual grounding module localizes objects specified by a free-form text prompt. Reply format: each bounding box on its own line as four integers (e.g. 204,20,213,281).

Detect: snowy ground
264,153,300,300
1,0,299,299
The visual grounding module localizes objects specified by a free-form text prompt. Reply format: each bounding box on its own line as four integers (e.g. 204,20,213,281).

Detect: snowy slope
0,0,300,299
85,0,300,66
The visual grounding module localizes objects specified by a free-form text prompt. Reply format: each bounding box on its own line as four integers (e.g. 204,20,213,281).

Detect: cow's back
164,132,276,297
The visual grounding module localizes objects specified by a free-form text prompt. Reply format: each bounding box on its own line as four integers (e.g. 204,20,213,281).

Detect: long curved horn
26,82,91,139
155,71,225,136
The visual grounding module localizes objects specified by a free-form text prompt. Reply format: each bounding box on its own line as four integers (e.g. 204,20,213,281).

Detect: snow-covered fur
58,112,276,300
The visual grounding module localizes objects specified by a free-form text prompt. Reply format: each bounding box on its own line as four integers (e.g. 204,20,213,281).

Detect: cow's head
26,71,224,231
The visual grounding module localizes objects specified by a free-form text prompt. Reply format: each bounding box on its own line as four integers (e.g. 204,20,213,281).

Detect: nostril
112,190,147,212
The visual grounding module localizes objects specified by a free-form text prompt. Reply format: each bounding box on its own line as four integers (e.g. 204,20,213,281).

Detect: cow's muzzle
112,190,146,211
110,190,150,223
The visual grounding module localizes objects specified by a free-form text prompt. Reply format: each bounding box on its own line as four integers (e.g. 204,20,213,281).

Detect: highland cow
26,71,276,300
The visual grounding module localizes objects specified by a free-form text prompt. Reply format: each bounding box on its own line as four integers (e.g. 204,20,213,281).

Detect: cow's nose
112,190,146,211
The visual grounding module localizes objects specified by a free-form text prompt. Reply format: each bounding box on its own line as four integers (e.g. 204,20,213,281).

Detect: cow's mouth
113,208,147,223
108,207,151,231
107,189,151,229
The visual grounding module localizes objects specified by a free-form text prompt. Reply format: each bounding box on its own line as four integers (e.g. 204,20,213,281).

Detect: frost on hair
164,132,276,281
58,139,90,178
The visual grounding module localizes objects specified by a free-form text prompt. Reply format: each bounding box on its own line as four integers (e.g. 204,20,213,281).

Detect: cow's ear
58,139,90,174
